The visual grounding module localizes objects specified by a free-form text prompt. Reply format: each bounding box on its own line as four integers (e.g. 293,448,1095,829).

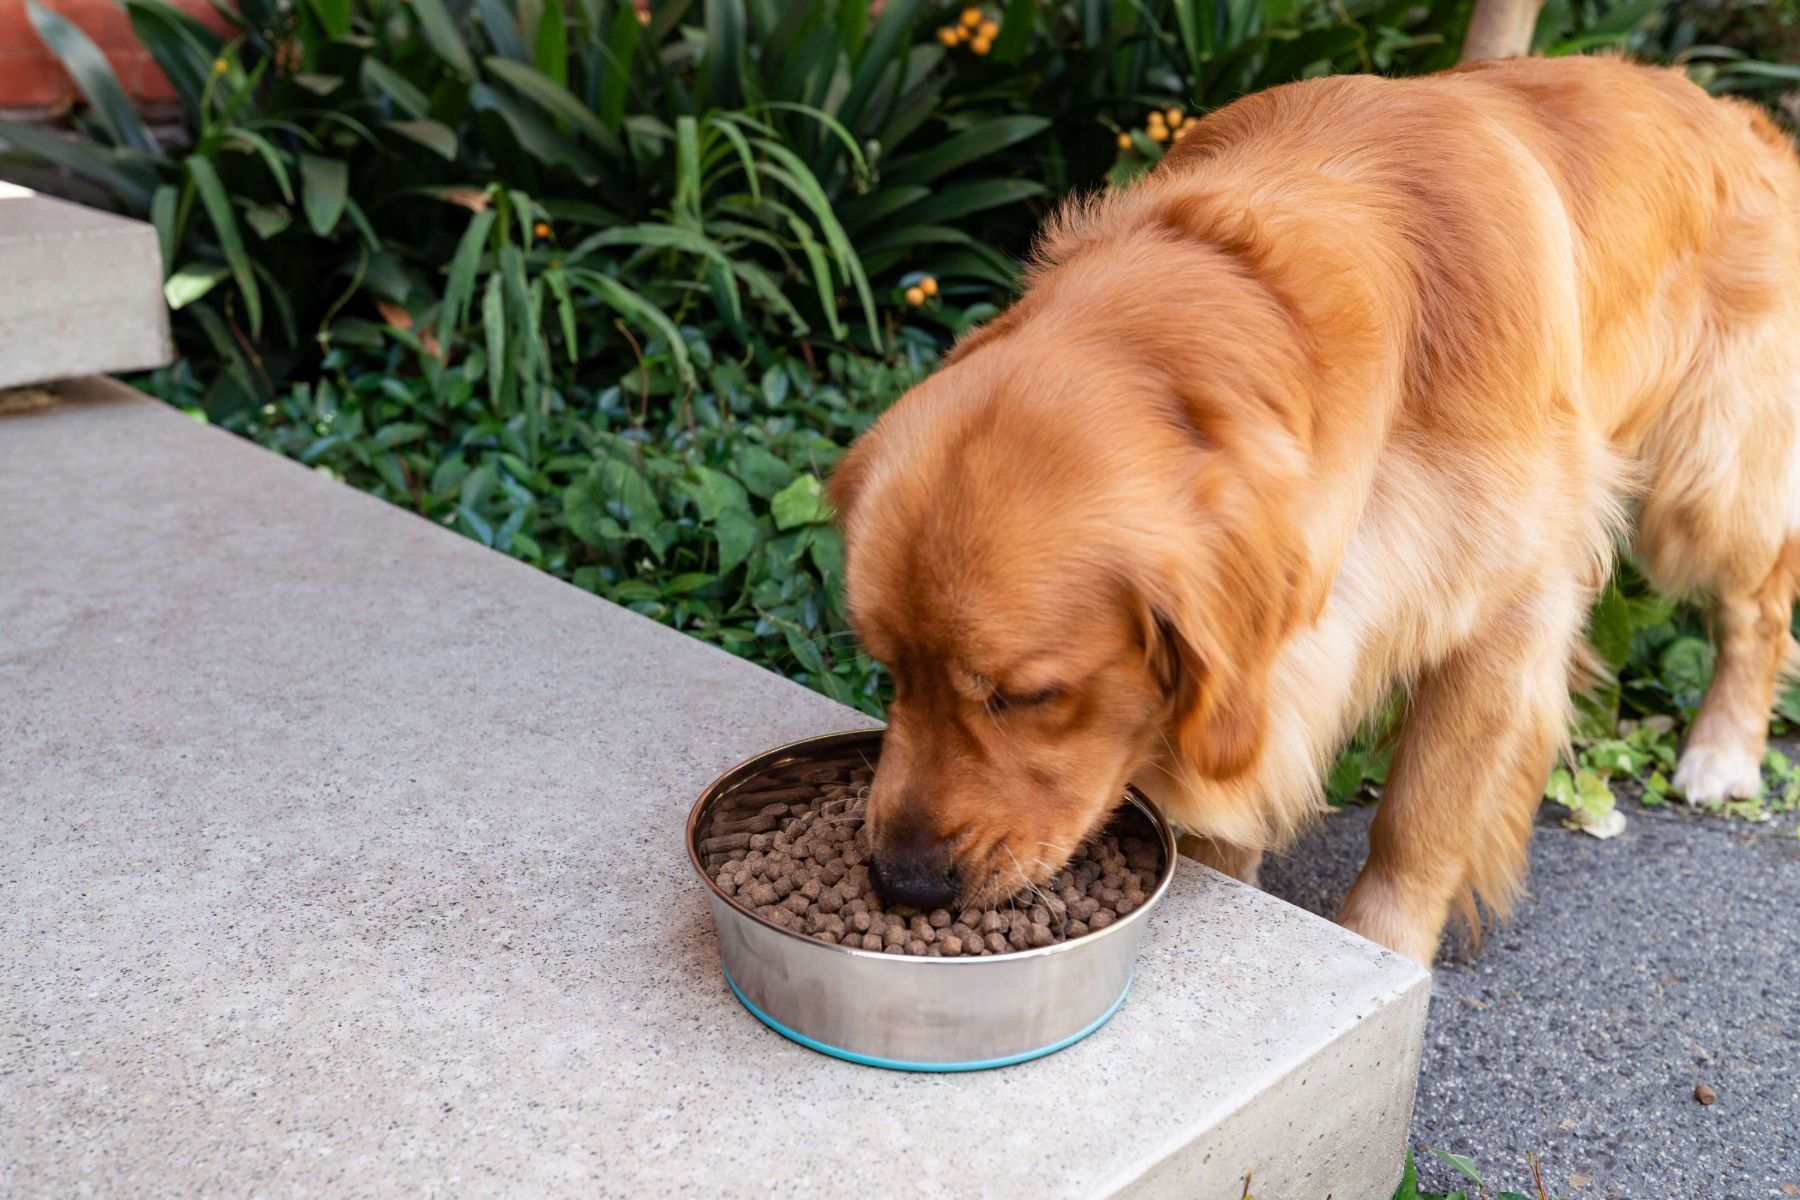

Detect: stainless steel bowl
686,729,1176,1071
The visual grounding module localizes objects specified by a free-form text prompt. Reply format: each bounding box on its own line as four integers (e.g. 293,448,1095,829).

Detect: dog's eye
987,686,1061,715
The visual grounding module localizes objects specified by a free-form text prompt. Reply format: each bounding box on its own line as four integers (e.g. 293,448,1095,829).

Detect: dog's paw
1672,743,1763,806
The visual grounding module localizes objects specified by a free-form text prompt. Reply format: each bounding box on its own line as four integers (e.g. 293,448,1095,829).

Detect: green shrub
11,0,1799,810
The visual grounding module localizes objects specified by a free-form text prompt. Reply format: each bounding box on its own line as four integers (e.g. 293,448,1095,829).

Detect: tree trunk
1460,0,1546,61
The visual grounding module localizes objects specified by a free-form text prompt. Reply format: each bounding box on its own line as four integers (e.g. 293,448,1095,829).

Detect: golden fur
829,56,1800,964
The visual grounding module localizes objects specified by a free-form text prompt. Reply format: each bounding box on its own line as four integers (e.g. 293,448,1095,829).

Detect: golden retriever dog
828,55,1800,965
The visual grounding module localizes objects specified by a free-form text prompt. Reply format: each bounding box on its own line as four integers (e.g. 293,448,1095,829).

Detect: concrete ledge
0,183,171,388
0,379,1429,1198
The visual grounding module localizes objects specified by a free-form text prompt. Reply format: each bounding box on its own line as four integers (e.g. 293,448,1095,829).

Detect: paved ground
1261,782,1800,1200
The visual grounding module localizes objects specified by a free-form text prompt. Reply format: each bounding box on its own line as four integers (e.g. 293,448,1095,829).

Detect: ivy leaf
713,510,759,575
771,473,831,530
732,444,795,499
683,464,749,521
1587,583,1633,671
1658,636,1715,697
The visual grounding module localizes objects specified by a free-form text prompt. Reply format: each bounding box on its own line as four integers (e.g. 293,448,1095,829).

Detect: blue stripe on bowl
721,962,1133,1073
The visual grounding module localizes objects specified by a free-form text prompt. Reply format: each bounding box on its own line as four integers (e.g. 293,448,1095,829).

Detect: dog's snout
870,835,960,909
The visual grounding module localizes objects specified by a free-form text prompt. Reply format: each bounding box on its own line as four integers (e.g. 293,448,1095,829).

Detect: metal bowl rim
686,727,1178,965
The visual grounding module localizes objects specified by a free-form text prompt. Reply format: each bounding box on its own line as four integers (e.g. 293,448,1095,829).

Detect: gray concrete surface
0,183,170,389
1262,794,1800,1199
1,380,1428,1199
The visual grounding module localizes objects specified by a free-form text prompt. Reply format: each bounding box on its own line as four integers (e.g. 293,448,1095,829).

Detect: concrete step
0,379,1429,1198
0,183,170,389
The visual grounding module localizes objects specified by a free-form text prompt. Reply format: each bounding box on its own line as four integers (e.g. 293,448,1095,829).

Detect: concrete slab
0,182,171,389
0,379,1430,1199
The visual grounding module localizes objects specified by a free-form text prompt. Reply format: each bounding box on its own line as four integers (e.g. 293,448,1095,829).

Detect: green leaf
684,465,750,521
1587,584,1633,672
714,510,759,575
244,203,291,239
564,269,695,387
292,73,343,95
383,119,458,159
299,154,348,236
886,115,1050,186
990,0,1035,62
598,4,641,132
304,0,350,37
470,82,601,179
362,58,430,118
732,444,795,499
163,263,229,308
25,0,157,154
149,183,178,268
1658,636,1715,697
701,0,745,109
410,0,476,78
0,119,155,208
483,58,623,156
476,0,526,60
533,0,567,86
441,207,496,360
1426,1150,1483,1187
123,0,223,117
771,473,831,530
482,270,506,404
184,154,262,336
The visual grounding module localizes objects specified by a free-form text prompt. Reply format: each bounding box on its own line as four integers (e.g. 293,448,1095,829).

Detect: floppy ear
1145,460,1307,782
1152,580,1275,781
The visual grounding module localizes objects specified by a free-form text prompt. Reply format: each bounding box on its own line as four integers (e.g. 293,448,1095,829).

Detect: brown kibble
1695,1083,1716,1105
704,763,1163,953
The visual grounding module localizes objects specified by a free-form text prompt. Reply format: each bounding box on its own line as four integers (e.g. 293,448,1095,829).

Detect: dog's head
831,274,1308,909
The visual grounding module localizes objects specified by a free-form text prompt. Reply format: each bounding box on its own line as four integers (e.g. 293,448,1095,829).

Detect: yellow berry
1166,107,1184,126
971,35,991,54
978,19,999,38
905,286,926,306
937,25,958,45
960,7,982,27
1147,124,1169,143
1116,131,1132,150
955,23,971,40
920,276,938,296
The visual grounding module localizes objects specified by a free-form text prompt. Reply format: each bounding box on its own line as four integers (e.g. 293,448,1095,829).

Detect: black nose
870,841,960,909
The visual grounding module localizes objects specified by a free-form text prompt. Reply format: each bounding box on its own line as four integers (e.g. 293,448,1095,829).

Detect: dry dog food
698,759,1163,956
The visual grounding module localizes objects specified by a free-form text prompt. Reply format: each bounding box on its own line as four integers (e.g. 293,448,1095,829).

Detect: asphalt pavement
1259,780,1800,1200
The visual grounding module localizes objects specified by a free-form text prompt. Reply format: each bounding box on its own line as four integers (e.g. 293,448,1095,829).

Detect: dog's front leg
1335,596,1575,965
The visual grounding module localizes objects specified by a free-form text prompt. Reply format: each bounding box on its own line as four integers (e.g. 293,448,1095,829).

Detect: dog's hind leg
1638,345,1800,804
1335,581,1585,965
